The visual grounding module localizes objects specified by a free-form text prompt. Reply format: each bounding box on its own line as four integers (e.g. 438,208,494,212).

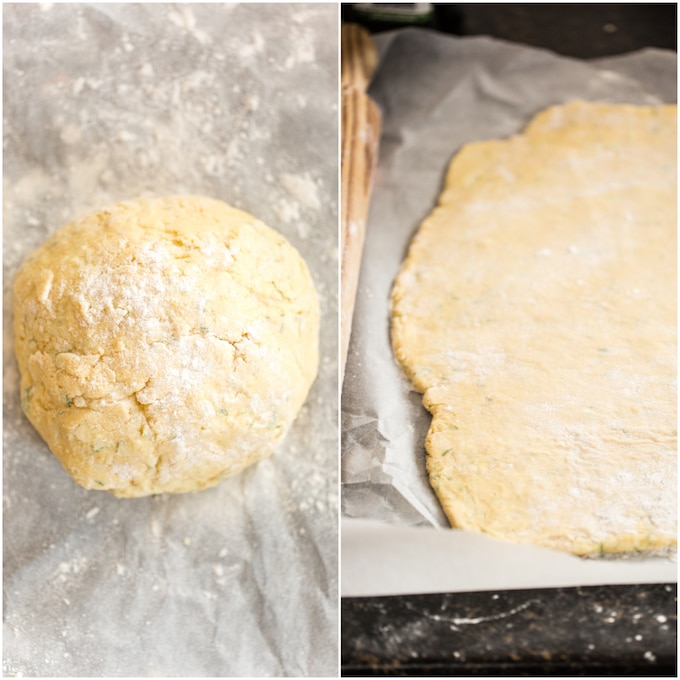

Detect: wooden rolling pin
341,24,382,382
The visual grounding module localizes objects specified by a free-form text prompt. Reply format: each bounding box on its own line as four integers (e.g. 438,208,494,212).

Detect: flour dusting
4,4,338,675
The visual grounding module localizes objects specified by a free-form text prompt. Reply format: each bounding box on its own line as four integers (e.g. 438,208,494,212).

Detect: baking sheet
341,29,677,592
3,4,338,676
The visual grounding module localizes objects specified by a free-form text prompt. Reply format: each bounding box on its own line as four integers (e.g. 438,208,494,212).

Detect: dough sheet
391,101,676,555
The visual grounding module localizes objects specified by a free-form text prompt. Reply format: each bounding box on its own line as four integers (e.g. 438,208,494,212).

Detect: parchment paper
341,29,677,593
342,519,677,598
3,4,338,677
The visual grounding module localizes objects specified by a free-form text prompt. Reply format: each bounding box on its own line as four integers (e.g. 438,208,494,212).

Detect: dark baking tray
342,584,677,676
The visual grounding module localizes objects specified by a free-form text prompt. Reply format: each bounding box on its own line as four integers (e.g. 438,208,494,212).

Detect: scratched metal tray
342,584,677,676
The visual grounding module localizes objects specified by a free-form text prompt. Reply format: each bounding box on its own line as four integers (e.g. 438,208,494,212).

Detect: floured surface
14,196,319,497
4,4,338,676
391,101,677,555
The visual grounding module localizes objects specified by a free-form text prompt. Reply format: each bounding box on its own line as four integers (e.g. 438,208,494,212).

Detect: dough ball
14,195,319,497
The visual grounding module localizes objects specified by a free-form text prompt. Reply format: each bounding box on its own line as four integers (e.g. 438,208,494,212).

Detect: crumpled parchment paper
3,4,338,677
341,29,676,539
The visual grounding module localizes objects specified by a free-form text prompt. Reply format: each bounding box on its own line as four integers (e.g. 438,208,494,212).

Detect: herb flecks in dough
391,101,677,556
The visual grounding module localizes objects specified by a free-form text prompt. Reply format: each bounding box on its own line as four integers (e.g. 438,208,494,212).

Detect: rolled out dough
14,196,319,497
391,101,676,555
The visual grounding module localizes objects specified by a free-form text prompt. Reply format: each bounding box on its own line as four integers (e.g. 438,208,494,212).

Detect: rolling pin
341,24,382,382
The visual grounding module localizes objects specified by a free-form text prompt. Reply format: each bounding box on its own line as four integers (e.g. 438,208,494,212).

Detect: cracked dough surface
391,101,677,555
14,195,319,497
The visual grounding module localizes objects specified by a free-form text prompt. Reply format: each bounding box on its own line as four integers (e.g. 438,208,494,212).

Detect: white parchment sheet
4,4,338,677
341,29,677,596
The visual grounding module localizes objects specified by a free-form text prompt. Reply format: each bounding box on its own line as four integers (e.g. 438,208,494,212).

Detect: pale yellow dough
391,101,677,555
14,195,319,497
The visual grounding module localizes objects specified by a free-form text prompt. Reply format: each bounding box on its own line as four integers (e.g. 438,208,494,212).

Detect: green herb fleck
270,281,285,298
21,387,32,411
